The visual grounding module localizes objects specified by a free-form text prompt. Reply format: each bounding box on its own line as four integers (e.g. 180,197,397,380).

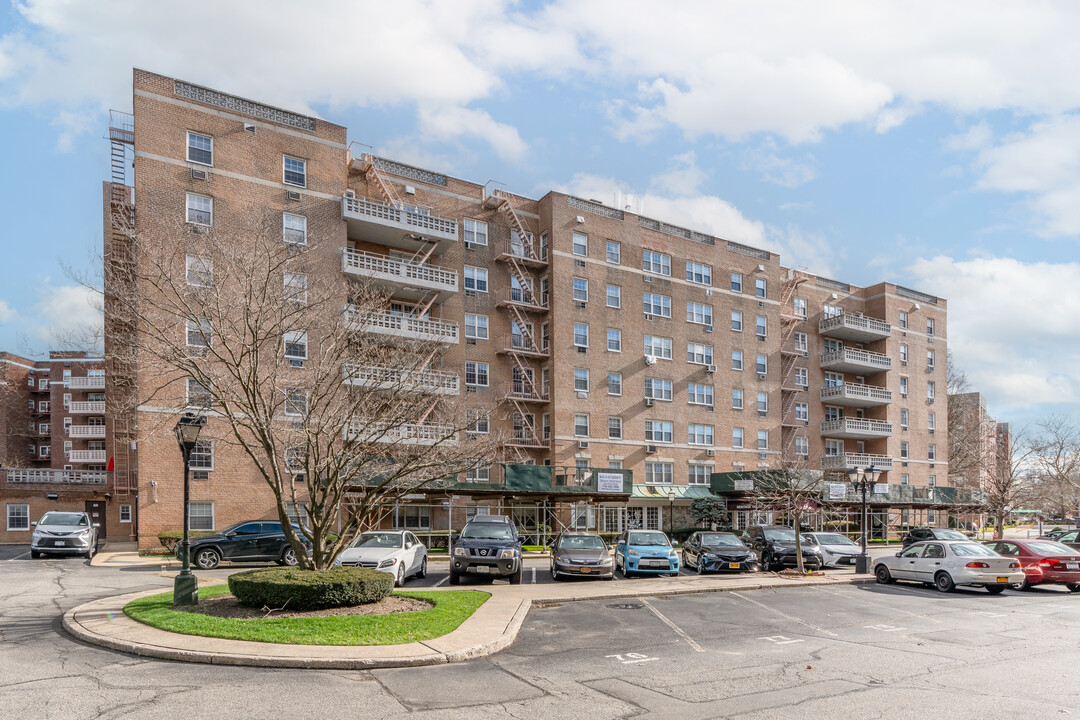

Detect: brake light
1009,562,1019,569
1039,558,1054,566
965,562,989,568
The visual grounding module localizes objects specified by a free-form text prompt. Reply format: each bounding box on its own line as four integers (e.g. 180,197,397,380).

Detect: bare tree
946,355,990,489
746,458,824,573
986,429,1035,539
103,204,504,570
1031,415,1080,520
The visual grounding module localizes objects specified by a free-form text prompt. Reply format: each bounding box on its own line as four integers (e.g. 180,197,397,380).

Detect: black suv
449,515,522,584
184,521,309,569
745,525,822,570
900,527,969,548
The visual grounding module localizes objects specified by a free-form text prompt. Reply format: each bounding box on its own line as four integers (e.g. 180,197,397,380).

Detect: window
642,250,671,276
574,414,590,437
644,378,673,401
927,382,936,401
185,255,213,287
755,316,767,337
643,293,672,317
39,446,50,458
899,344,908,363
900,474,909,486
824,406,842,422
731,272,743,292
606,240,621,264
185,193,212,225
899,311,908,329
283,272,308,304
572,232,588,257
187,131,213,165
607,329,622,352
119,504,132,523
687,342,713,365
608,372,622,396
795,436,809,456
283,155,306,187
732,428,744,448
186,318,212,348
928,475,937,487
573,323,589,347
542,413,550,441
465,314,489,340
900,441,909,459
463,218,488,246
573,277,589,303
755,278,767,298
465,362,489,387
928,444,936,461
186,378,212,408
900,377,908,396
731,350,743,370
927,350,935,369
928,412,936,431
188,439,213,470
283,331,308,361
645,462,673,484
757,392,768,413
645,420,673,443
510,275,534,303
794,297,807,319
926,318,935,336
606,285,621,308
466,410,490,435
687,383,713,406
731,311,743,331
794,332,807,353
541,323,550,351
756,354,767,374
574,368,590,393
900,409,909,429
757,430,768,450
795,402,808,421
464,467,490,484
823,304,842,319
644,335,672,359
281,387,307,417
7,504,29,531
688,424,714,445
608,417,623,439
732,389,744,409
188,501,214,531
283,213,307,244
464,266,488,292
687,302,713,325
686,261,712,285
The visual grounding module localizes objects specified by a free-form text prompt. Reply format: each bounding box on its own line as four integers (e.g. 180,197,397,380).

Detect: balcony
507,432,548,449
342,250,457,302
343,364,459,395
497,336,549,358
821,453,894,471
68,425,107,438
346,421,459,446
2,468,108,485
345,306,459,344
496,288,549,313
69,450,107,463
505,383,550,404
495,238,548,267
820,418,893,439
819,347,892,374
342,196,458,254
68,376,106,390
820,383,892,407
818,313,891,343
69,401,105,414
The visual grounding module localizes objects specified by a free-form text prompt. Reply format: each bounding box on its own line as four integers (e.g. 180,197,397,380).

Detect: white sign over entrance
734,478,753,491
873,483,889,495
828,483,848,500
597,472,624,493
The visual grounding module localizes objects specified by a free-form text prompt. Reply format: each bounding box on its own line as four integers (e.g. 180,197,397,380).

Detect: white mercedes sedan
335,530,428,586
874,539,1024,593
804,532,861,568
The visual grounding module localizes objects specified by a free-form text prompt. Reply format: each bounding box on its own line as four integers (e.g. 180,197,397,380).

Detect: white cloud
649,151,706,196
30,284,103,349
740,141,817,188
416,104,527,163
0,300,16,322
945,121,993,152
764,224,837,279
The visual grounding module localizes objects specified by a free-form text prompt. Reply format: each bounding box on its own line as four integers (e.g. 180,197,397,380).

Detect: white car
335,530,427,586
874,539,1025,593
805,532,861,568
30,511,99,559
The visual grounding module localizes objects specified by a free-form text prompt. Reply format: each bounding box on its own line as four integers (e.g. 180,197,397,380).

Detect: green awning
631,485,716,500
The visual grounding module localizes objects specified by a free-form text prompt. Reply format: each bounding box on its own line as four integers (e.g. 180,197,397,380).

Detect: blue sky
1,0,1079,434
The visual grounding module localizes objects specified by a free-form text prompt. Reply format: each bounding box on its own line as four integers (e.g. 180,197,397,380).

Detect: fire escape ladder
494,191,539,262
416,398,440,426
359,154,402,208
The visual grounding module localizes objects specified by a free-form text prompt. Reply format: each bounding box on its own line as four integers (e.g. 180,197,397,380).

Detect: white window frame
731,350,743,370
605,240,621,264
188,501,215,531
644,378,673,401
119,504,132,523
795,436,809,456
687,342,714,366
573,277,589,303
574,414,590,437
283,212,307,244
185,192,212,226
688,424,714,446
606,284,621,308
687,383,713,406
642,250,671,276
645,462,673,485
465,361,490,387
186,318,212,348
607,328,622,352
284,272,308,304
190,440,214,470
731,311,743,332
464,314,489,340
185,255,213,287
608,372,622,396
6,503,30,531
284,387,308,416
574,368,590,393
732,427,744,448
464,265,489,292
186,378,212,408
643,293,672,318
463,218,489,246
644,335,673,360
187,131,213,166
731,272,743,292
686,302,713,326
644,420,673,443
757,430,769,450
685,261,712,286
573,323,590,348
465,466,490,484
608,416,623,440
688,464,711,485
755,316,768,337
283,155,307,187
283,331,308,361
572,232,588,257
732,389,744,410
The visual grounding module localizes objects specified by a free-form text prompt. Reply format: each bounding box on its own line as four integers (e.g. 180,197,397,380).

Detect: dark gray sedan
681,531,759,574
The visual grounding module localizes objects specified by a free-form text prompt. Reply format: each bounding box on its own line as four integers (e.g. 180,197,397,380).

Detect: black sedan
681,531,759,574
182,521,310,569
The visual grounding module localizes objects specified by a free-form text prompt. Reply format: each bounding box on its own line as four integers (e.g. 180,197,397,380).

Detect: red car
984,539,1080,591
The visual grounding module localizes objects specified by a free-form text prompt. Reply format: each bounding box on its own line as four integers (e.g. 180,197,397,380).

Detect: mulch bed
178,594,433,619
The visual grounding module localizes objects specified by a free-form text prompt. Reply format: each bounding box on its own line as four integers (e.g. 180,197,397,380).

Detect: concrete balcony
68,376,106,390
818,314,891,343
496,288,549,313
344,306,459,344
2,468,108,485
342,196,458,254
68,425,107,438
820,383,892,407
346,421,459,446
820,418,893,439
819,347,892,374
342,250,457,303
69,450,107,463
69,401,106,414
343,364,460,395
821,453,894,471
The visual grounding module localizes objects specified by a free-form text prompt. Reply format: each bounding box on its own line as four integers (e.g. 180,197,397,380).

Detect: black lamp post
847,465,881,574
173,412,206,606
668,489,676,535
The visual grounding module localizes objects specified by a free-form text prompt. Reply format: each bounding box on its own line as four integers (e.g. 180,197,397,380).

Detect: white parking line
433,575,449,587
811,585,944,623
531,567,537,584
759,635,804,645
640,598,704,653
731,591,838,637
6,552,30,561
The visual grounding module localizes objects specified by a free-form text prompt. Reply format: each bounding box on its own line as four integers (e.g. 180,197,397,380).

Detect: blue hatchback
614,530,680,576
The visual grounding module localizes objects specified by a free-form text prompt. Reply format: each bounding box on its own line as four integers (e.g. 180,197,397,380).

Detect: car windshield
763,528,796,541
558,536,606,550
461,523,515,541
628,531,670,546
814,533,856,545
39,512,87,526
950,543,998,557
700,533,743,547
351,533,402,548
933,529,969,540
1028,541,1076,555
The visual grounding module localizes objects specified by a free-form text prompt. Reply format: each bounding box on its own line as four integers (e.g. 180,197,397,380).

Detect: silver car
30,511,99,559
874,539,1024,593
335,530,428,586
804,532,861,568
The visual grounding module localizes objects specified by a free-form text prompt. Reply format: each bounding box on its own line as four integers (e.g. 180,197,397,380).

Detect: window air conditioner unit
344,189,355,198
578,440,590,449
575,301,586,309
706,449,715,457
758,373,767,380
577,346,587,353
706,406,714,412
759,453,767,459
705,364,716,373
704,326,713,333
645,355,657,366
466,338,477,345
575,259,586,268
644,276,653,283
464,241,475,250
757,264,765,271
758,411,767,417
466,386,477,393
190,168,208,181
644,313,653,320
803,420,809,426
575,215,585,224
577,391,588,399
758,301,765,308
645,445,658,454
287,190,302,202
645,397,654,407
243,123,257,134
758,334,766,341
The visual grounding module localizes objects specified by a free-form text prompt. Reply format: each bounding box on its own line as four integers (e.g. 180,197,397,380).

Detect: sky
1,0,1079,433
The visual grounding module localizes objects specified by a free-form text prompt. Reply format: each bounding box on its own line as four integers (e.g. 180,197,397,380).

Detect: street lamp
173,412,206,606
667,489,676,536
847,465,881,574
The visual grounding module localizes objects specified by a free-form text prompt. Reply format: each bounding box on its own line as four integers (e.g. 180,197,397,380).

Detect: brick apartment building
105,70,979,550
0,351,123,543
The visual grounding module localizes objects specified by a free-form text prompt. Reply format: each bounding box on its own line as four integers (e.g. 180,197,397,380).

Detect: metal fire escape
779,270,811,463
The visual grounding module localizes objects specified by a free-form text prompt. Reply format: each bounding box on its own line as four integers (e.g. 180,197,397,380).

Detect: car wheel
280,547,299,567
417,557,427,579
934,571,955,593
395,564,405,587
448,570,460,586
194,547,220,570
1067,583,1080,593
875,565,895,584
985,585,1006,594
761,552,772,571
697,557,706,575
85,542,95,560
30,550,41,559
1012,578,1031,591
508,567,522,585
550,562,560,581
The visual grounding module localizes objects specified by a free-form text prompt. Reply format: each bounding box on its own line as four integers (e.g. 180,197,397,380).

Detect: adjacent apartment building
104,70,976,550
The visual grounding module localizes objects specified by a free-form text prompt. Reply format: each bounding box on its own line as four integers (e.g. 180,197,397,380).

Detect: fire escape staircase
779,271,810,462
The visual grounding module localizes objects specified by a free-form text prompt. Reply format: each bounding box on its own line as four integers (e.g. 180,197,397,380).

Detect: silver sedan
874,539,1025,593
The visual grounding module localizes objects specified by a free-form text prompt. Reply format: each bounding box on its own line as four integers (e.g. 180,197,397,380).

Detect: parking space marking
640,598,704,652
811,585,945,623
433,575,449,587
865,624,907,632
6,552,30,561
531,567,537,584
731,591,838,637
759,635,804,645
969,611,1005,618
606,652,661,664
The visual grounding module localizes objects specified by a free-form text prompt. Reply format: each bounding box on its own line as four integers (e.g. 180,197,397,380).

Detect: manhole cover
607,603,643,610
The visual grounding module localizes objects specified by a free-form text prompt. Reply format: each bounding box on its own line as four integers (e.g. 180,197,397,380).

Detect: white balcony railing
68,376,106,390
343,364,460,395
819,347,892,373
68,450,107,463
3,468,108,485
821,453,894,471
820,418,893,438
68,425,107,438
820,384,893,406
818,313,891,340
342,196,458,243
345,421,459,446
342,250,457,294
344,307,459,344
69,401,106,414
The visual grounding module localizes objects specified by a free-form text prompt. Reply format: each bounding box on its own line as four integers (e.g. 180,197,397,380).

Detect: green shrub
157,530,217,552
598,532,620,545
228,567,394,611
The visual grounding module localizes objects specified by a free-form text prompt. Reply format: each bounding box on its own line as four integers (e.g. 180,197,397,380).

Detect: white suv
30,511,99,559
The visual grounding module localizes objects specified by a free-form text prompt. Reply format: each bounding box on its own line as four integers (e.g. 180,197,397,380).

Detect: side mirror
92,523,101,528
30,521,37,527
405,542,413,549
895,551,902,557
450,532,459,544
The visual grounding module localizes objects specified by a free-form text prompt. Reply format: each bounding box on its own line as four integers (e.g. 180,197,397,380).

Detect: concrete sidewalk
63,569,875,670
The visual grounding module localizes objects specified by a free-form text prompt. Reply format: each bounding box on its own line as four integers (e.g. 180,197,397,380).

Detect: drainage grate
607,603,643,610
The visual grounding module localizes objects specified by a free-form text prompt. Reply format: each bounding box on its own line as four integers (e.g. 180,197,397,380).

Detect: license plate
1067,563,1079,570
645,560,667,567
56,541,65,546
729,562,740,569
996,577,1009,583
580,567,591,573
474,565,490,574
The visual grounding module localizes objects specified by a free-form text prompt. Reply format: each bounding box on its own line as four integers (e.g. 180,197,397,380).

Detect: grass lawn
124,585,489,645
